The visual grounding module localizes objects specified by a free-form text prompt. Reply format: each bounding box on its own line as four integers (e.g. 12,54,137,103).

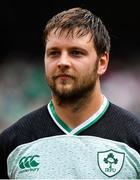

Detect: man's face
44,30,101,101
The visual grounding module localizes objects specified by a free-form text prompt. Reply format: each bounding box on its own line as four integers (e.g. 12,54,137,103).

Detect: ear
97,52,109,75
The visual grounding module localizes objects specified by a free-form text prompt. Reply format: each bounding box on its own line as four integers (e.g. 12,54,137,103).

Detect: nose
57,52,71,70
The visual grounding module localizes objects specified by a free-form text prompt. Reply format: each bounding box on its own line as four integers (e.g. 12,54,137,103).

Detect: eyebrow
69,47,87,51
47,46,87,51
46,47,59,53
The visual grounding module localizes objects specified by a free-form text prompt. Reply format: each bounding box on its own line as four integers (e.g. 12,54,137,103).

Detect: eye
47,51,60,57
71,50,84,57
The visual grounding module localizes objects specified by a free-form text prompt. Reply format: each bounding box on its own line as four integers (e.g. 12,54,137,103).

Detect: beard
46,60,99,106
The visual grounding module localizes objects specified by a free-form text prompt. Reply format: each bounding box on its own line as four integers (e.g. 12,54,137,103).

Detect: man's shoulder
0,104,49,141
14,104,47,123
104,102,140,154
108,102,140,122
0,104,51,155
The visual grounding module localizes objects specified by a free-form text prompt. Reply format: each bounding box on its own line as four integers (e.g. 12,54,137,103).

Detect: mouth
55,74,74,80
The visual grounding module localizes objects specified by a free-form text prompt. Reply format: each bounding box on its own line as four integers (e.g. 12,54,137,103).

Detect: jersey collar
47,96,109,135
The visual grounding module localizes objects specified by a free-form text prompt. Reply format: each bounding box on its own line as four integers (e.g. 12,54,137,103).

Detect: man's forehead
46,30,95,52
47,28,92,42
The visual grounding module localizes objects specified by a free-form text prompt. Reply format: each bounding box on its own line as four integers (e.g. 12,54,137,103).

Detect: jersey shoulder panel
81,102,140,154
0,105,48,154
0,104,63,178
0,105,48,138
109,102,140,120
0,106,48,160
104,103,140,152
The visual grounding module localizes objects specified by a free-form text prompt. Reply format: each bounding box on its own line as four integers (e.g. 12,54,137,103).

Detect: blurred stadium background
0,1,140,133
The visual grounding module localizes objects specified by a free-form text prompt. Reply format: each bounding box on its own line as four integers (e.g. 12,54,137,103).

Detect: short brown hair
44,7,111,56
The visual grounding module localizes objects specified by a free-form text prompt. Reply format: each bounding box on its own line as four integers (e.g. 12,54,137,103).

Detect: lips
57,74,70,77
54,74,74,81
55,74,73,78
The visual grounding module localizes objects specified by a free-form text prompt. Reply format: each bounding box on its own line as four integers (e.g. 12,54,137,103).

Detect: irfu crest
97,149,125,177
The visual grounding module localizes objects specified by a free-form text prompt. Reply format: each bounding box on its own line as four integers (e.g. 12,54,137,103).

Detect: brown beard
46,59,99,108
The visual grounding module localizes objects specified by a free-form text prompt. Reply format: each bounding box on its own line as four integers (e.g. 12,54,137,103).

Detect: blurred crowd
0,56,140,133
0,57,51,132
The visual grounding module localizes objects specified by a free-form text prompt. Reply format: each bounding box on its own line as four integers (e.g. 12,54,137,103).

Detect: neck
51,81,103,128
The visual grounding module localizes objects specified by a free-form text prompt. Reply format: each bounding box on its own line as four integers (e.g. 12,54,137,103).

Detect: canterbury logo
19,155,40,169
